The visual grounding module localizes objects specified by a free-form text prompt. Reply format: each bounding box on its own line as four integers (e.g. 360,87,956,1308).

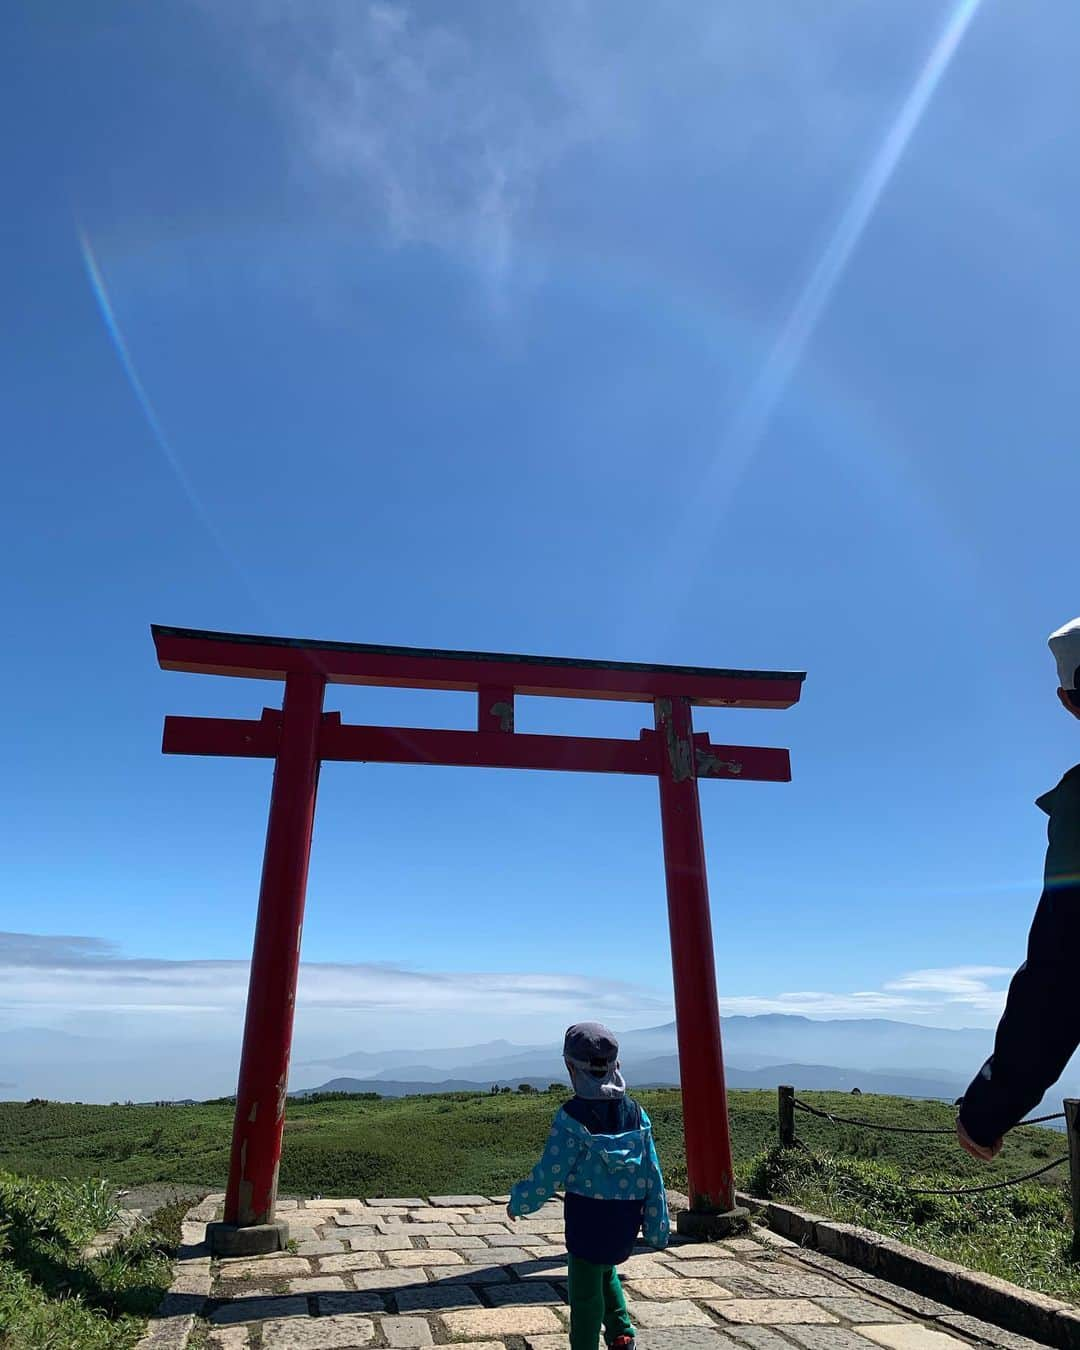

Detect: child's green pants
567,1253,635,1348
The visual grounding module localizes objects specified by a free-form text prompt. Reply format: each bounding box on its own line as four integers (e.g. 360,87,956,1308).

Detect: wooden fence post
1065,1099,1080,1254
779,1085,795,1149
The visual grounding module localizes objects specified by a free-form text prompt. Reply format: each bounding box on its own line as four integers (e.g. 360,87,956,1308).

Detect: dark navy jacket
960,765,1080,1146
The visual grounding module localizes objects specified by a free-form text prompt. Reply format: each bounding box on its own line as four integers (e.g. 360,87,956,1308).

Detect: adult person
957,617,1080,1160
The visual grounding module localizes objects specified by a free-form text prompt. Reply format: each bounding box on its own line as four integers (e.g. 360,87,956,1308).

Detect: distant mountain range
293,1014,1004,1101
294,1061,967,1101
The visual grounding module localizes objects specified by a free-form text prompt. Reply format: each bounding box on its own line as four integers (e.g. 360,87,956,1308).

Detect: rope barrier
788,1096,1069,1198
908,1157,1067,1196
792,1098,1065,1135
793,1100,953,1134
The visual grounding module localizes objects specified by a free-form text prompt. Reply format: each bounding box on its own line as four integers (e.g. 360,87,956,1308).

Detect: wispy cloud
722,964,1011,1024
216,0,626,280
0,934,1013,1035
0,931,665,1029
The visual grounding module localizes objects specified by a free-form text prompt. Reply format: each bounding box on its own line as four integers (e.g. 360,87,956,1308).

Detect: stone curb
736,1190,1079,1350
131,1199,217,1350
81,1207,141,1260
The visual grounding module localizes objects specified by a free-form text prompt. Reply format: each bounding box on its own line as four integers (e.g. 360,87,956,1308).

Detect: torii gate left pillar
152,625,804,1254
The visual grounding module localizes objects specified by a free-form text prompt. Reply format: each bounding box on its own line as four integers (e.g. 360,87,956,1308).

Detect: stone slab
217,1256,311,1281
261,1313,375,1348
725,1328,805,1350
619,1254,673,1280
511,1257,572,1280
297,1239,346,1256
206,1330,250,1350
485,1280,564,1306
710,1299,841,1324
386,1247,464,1267
487,1228,550,1246
815,1297,908,1324
665,1242,729,1260
936,1313,1049,1350
366,1197,425,1207
209,1295,309,1326
347,1268,423,1292
441,1306,564,1337
289,1275,348,1294
739,1263,852,1297
857,1327,972,1350
636,1332,743,1349
422,1234,488,1249
429,1194,490,1206
670,1260,773,1294
629,1298,716,1327
348,1234,417,1251
629,1277,733,1301
394,1283,482,1312
381,1315,434,1346
133,1313,197,1350
317,1292,388,1315
755,1228,799,1250
318,1252,388,1273
842,1275,954,1320
439,1263,512,1284
784,1331,890,1350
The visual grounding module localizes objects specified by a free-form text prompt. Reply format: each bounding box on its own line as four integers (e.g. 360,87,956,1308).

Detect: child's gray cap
563,1022,619,1067
1049,617,1080,690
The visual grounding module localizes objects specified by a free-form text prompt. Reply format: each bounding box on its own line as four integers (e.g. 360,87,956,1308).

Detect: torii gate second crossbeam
153,625,805,1254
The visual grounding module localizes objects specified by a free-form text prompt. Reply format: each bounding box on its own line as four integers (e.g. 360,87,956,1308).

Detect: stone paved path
186,1194,1051,1349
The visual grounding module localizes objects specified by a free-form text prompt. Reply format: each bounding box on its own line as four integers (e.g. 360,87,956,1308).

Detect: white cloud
720,965,1013,1024
211,0,629,280
0,931,665,1035
203,0,909,285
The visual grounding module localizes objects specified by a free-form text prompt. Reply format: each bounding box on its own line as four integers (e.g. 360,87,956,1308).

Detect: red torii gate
153,624,804,1253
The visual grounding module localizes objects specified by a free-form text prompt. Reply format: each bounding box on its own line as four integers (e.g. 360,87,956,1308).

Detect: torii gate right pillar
655,695,745,1235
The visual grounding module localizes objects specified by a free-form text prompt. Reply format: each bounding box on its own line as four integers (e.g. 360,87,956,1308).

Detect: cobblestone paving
190,1195,1051,1348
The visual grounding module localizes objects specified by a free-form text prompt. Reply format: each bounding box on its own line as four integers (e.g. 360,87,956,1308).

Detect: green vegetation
748,1145,1079,1304
0,1090,1067,1197
0,1170,183,1349
2,1090,1065,1197
0,1089,1074,1308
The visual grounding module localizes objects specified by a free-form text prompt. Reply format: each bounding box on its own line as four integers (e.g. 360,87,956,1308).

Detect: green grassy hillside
0,1088,1066,1197
1,1088,1075,1308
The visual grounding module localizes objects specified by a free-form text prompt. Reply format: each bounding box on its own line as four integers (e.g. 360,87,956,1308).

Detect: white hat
1049,617,1080,690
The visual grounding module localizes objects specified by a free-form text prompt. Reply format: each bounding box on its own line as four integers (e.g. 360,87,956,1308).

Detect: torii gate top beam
152,625,805,709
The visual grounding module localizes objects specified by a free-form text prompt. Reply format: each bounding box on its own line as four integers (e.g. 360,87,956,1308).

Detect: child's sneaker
610,1338,636,1349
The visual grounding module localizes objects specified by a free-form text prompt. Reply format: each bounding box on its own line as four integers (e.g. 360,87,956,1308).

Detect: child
507,1022,670,1350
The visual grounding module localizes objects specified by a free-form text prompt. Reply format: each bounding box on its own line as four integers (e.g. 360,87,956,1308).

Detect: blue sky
3,0,1080,1098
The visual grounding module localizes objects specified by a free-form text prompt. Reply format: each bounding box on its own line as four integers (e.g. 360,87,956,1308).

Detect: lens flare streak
705,0,984,504
77,227,268,617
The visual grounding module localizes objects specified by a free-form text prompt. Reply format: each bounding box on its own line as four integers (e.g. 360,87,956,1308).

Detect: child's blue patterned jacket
508,1105,670,1252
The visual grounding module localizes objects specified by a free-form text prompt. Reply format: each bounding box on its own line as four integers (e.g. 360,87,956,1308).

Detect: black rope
908,1157,1067,1196
792,1098,1064,1135
793,1100,953,1134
